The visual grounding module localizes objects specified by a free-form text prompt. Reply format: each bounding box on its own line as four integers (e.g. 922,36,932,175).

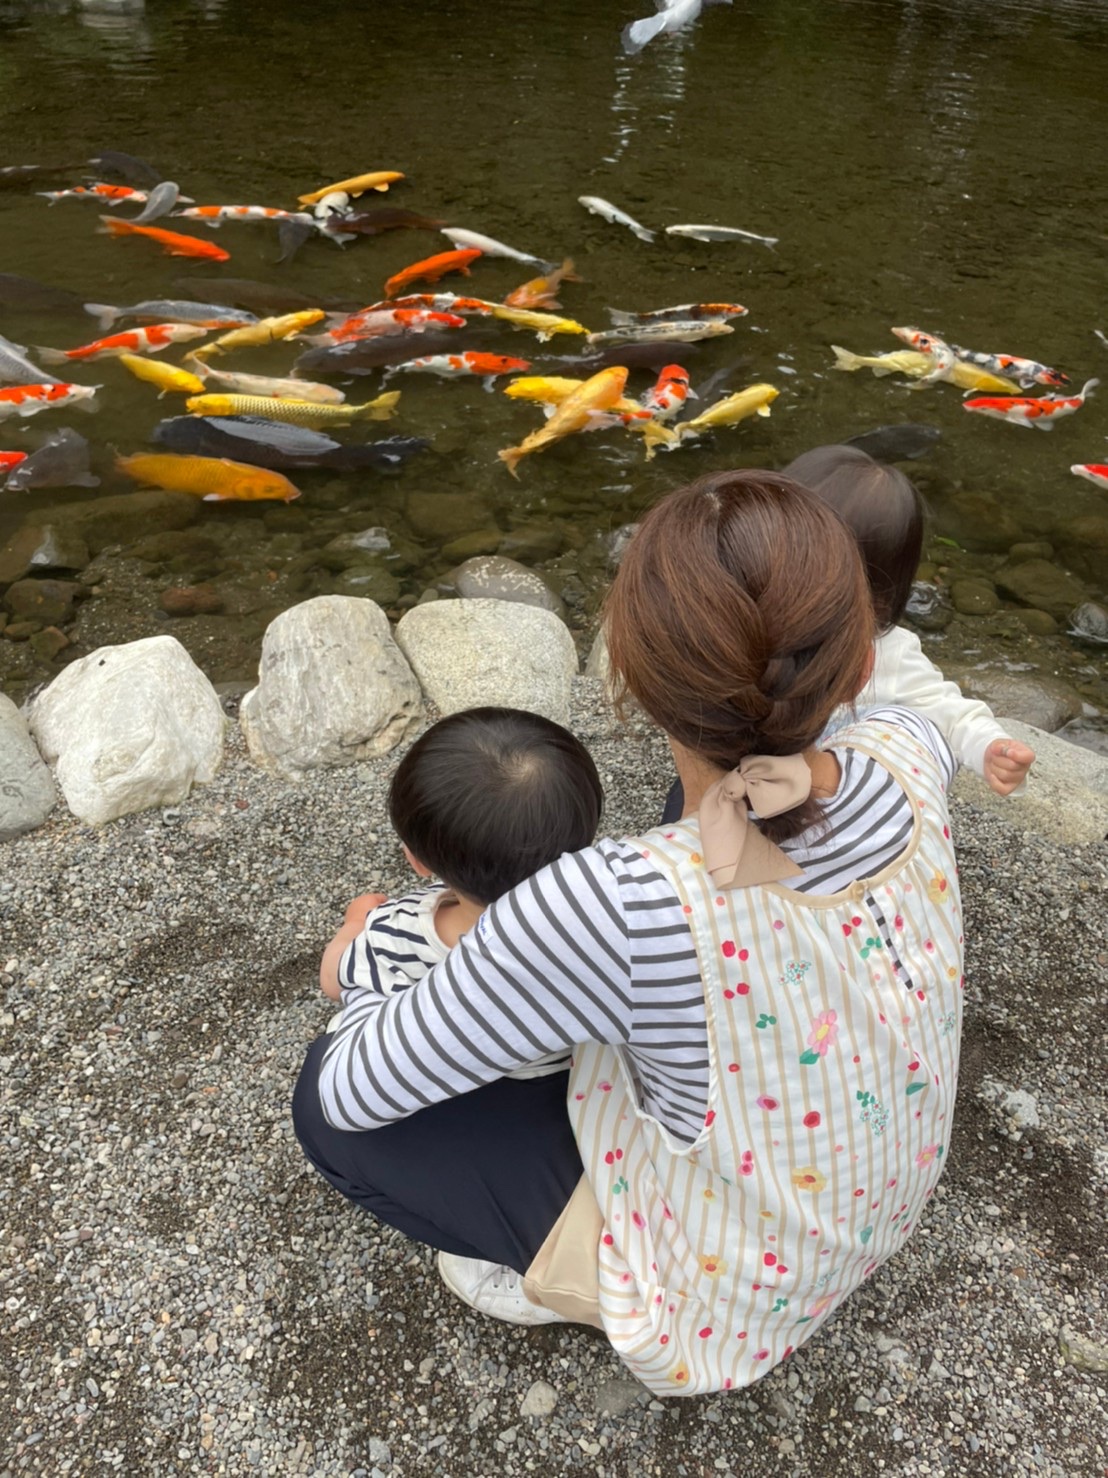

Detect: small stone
593,1377,645,1418
439,555,564,616
949,578,999,617
28,626,70,662
3,577,83,626
439,529,504,562
1068,601,1108,644
367,1437,391,1465
994,558,1087,620
1015,609,1058,636
1005,540,1054,564
3,619,37,641
519,1380,558,1419
1059,1328,1108,1373
853,1394,872,1412
903,581,951,632
159,585,225,618
0,524,90,585
405,489,494,543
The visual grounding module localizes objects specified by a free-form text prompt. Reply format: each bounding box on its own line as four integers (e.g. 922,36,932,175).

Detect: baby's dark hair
388,707,603,904
783,445,924,631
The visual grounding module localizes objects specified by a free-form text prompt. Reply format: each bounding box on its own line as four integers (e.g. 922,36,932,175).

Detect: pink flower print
756,1095,779,1111
806,1291,837,1319
722,940,737,958
739,1150,755,1177
799,1009,838,1066
916,1143,941,1167
632,1210,646,1230
598,1081,612,1092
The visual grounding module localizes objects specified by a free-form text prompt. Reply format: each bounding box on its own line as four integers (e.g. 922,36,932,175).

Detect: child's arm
319,892,388,1001
868,627,1034,796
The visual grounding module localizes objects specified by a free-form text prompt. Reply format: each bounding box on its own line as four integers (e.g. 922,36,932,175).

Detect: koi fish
129,181,187,225
298,170,405,205
384,352,532,390
831,344,1021,395
323,308,466,344
962,379,1098,429
586,320,733,347
84,299,258,332
488,305,589,340
189,311,326,361
5,428,98,490
154,416,428,473
607,302,747,326
354,293,494,317
333,207,445,237
38,323,208,364
502,375,646,421
639,364,693,421
117,354,206,397
622,0,731,55
1071,463,1108,489
384,249,483,300
174,205,313,228
171,278,347,316
116,452,300,503
0,451,28,473
665,223,777,249
0,333,62,386
38,183,147,205
577,195,655,244
441,228,552,270
184,391,401,428
504,259,581,311
88,150,160,187
98,216,230,262
499,367,629,477
294,331,465,376
0,382,100,420
888,327,966,388
642,383,778,457
949,345,1069,390
183,358,345,404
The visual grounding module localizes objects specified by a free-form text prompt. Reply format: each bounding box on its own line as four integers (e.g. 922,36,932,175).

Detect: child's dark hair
783,445,923,631
388,707,603,904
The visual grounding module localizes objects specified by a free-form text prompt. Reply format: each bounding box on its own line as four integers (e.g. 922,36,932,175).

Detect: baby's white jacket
843,625,1005,779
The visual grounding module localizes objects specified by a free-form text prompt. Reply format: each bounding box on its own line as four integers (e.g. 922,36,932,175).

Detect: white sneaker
437,1253,568,1326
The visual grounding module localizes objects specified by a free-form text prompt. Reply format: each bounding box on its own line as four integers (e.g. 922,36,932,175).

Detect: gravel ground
2,678,1106,1477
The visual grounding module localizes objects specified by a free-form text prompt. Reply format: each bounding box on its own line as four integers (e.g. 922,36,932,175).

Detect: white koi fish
665,222,777,249
440,227,552,270
622,0,732,55
578,196,655,244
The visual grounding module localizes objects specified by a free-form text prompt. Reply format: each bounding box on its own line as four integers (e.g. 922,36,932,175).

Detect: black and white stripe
319,709,954,1141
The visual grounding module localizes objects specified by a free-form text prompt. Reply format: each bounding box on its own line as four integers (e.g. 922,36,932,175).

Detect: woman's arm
317,849,634,1131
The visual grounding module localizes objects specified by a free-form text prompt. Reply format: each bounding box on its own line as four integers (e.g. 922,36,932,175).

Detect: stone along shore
1,586,1106,1476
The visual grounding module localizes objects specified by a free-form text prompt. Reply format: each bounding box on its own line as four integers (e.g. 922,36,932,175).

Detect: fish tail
97,215,129,237
1082,378,1100,397
181,353,210,377
498,445,524,478
830,345,863,373
34,346,72,365
74,394,101,415
359,391,401,421
84,302,121,332
559,257,583,283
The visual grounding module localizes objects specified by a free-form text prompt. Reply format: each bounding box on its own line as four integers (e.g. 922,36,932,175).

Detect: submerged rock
396,599,578,725
0,524,90,586
26,490,199,556
439,555,564,616
405,489,494,543
1068,601,1108,644
3,578,84,627
947,667,1083,733
949,579,999,617
994,558,1088,620
0,693,55,840
903,581,951,632
239,596,421,778
26,634,225,825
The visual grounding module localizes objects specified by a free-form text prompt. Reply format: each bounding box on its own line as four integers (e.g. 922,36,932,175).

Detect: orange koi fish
499,366,629,476
384,249,482,301
117,452,300,503
962,378,1098,429
298,170,405,206
384,352,532,389
0,382,100,420
39,183,147,205
38,323,208,363
1071,463,1108,490
98,216,230,261
0,450,28,471
504,258,581,311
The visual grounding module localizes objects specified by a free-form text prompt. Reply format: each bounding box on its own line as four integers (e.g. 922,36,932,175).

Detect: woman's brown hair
783,445,923,632
605,470,874,842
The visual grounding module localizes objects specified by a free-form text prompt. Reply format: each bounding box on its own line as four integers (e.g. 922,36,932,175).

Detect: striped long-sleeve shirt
318,709,955,1141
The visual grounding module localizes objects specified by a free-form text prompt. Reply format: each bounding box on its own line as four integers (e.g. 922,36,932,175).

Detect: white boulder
396,598,578,725
26,635,225,826
239,596,421,777
0,694,56,840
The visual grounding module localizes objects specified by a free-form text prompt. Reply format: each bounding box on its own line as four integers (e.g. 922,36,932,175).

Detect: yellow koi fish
642,383,779,458
117,353,205,397
298,170,405,206
486,305,590,341
503,375,643,418
184,391,400,427
499,367,628,477
831,345,1020,395
190,311,325,361
184,357,345,404
116,452,300,502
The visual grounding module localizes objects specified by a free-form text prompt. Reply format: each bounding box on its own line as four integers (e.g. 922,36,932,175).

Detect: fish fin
481,377,496,392
34,347,72,365
498,445,524,478
622,11,671,53
756,404,772,417
74,396,101,415
607,308,637,326
1082,378,1100,396
634,227,657,244
830,345,861,372
97,215,127,236
202,493,228,501
84,302,120,332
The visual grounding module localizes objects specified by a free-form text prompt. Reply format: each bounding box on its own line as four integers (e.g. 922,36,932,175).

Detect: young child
783,445,1035,796
319,706,604,1078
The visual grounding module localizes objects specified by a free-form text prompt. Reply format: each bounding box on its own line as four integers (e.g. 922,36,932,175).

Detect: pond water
0,0,1106,709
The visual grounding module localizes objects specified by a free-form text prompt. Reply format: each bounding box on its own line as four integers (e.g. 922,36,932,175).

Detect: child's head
388,707,603,905
782,445,924,633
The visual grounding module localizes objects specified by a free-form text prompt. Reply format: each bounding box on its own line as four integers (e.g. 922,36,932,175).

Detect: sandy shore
1,679,1105,1476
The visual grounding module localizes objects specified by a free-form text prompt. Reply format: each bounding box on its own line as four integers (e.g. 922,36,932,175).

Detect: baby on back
320,706,604,1078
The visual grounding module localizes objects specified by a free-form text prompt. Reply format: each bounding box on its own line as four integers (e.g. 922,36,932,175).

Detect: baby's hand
983,738,1035,796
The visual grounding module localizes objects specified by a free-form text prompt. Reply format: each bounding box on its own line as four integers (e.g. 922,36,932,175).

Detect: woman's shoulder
830,705,956,788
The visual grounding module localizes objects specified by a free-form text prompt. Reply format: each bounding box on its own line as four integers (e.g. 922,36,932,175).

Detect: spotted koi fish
638,364,693,422
950,345,1069,390
38,322,208,363
174,205,313,228
38,183,146,205
0,382,100,419
962,379,1098,429
325,308,466,344
0,450,28,471
607,302,747,326
1070,463,1108,489
384,352,532,389
890,326,956,387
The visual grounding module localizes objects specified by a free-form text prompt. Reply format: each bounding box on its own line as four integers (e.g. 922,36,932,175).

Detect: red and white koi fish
962,379,1098,429
638,363,694,422
608,302,747,326
38,183,146,206
173,205,313,228
1071,463,1108,489
951,345,1068,390
0,450,28,472
890,325,956,387
0,382,100,420
38,323,208,364
384,352,532,390
321,308,467,344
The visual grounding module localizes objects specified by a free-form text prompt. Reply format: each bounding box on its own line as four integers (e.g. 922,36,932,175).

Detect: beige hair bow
698,754,813,888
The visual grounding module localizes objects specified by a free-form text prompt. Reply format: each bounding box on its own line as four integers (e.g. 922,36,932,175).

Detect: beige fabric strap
522,1176,604,1328
698,752,812,888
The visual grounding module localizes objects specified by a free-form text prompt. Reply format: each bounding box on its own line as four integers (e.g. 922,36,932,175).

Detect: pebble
520,1380,558,1418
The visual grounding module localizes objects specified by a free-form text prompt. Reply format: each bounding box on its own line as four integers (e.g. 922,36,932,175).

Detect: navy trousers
292,1037,583,1273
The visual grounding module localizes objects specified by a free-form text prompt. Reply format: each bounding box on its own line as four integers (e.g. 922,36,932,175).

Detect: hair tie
698,753,812,888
